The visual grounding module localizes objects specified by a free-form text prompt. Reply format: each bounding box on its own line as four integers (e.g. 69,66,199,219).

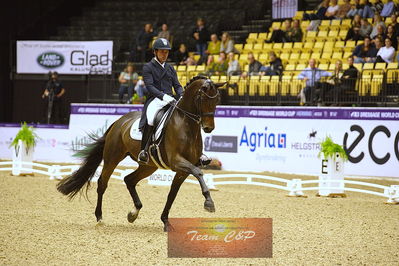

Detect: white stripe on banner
16,41,113,75
272,0,298,19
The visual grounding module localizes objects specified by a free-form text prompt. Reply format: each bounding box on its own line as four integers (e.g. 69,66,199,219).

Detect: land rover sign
37,52,64,68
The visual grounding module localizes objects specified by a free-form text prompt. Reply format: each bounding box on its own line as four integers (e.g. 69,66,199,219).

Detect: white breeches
146,97,168,126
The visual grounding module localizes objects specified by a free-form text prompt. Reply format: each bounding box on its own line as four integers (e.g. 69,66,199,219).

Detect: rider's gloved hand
162,94,176,104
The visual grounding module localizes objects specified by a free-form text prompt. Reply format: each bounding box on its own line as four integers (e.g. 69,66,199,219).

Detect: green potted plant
10,122,39,176
317,136,348,197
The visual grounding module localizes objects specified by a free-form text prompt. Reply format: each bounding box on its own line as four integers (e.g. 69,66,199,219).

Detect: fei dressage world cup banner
16,41,113,74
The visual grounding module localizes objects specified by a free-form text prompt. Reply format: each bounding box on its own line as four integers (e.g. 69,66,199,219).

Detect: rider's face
155,49,169,63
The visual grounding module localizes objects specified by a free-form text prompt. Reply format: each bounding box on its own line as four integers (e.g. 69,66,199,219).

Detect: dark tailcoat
139,58,183,130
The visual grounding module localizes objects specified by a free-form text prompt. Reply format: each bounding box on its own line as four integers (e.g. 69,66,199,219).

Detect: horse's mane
183,75,208,90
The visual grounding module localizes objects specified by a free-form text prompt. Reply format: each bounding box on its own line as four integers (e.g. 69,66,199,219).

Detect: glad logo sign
37,52,64,68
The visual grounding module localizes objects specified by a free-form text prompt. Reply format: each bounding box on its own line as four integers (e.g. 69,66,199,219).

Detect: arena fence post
287,179,306,197
49,165,61,180
204,173,218,191
385,185,399,204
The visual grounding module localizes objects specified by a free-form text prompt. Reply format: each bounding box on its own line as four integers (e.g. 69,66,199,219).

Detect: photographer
41,71,66,124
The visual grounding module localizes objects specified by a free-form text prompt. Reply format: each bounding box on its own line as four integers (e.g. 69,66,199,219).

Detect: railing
1,161,398,204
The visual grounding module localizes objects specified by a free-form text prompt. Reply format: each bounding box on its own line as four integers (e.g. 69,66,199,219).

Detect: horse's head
196,79,224,133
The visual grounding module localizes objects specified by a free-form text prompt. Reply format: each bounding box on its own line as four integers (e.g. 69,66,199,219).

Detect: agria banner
16,41,113,74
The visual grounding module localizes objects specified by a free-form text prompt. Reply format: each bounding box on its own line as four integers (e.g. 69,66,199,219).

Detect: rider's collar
154,57,165,68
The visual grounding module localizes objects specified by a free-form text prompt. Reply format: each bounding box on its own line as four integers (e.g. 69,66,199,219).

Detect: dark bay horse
57,76,223,231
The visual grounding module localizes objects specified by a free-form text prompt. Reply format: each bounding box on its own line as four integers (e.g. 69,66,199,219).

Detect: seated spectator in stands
327,56,359,105
205,55,218,76
259,52,283,76
220,32,237,54
192,18,210,62
380,0,395,17
371,0,384,15
386,24,398,50
345,25,364,41
360,18,373,38
391,14,399,35
353,36,378,63
134,78,148,104
303,0,329,20
297,58,332,105
214,52,228,76
185,54,197,66
267,19,292,43
157,24,171,42
347,0,364,18
372,24,387,41
173,43,189,65
337,0,352,19
369,36,384,62
322,59,343,104
285,19,303,42
325,0,340,19
370,13,386,39
361,0,375,18
206,34,221,56
118,63,138,104
241,52,263,78
376,38,396,63
227,52,241,76
134,23,156,62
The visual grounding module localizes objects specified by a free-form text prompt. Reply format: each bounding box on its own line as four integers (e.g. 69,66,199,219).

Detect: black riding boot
138,125,154,164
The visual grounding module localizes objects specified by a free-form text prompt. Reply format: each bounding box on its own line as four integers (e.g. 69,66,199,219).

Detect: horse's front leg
161,172,187,232
173,157,215,213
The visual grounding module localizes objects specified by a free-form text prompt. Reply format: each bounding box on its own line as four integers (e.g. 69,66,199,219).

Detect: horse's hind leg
124,165,157,223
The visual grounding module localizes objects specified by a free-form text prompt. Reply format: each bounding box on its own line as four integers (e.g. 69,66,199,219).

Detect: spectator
185,54,197,66
192,18,210,62
241,52,263,78
214,52,228,75
372,24,387,41
361,0,375,18
259,51,283,76
369,36,384,62
345,25,364,41
133,78,148,104
371,0,384,15
322,59,343,104
360,18,372,38
347,0,364,18
353,36,378,63
297,58,332,105
390,14,399,35
285,19,303,42
227,52,241,76
220,32,237,54
173,43,189,65
386,24,398,50
380,0,395,17
205,55,218,76
327,56,359,105
325,0,340,19
303,0,330,20
370,13,386,39
206,34,221,56
267,19,292,43
41,71,66,124
157,24,171,43
337,0,352,19
118,64,139,104
134,23,156,62
376,38,396,63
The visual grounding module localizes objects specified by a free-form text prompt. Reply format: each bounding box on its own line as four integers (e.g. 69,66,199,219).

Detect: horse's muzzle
203,127,214,133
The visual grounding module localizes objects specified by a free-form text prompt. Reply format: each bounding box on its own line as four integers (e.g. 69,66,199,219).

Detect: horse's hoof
204,203,216,213
95,220,105,227
127,209,139,223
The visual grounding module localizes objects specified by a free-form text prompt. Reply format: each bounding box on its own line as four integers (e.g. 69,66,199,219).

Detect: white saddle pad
130,112,169,141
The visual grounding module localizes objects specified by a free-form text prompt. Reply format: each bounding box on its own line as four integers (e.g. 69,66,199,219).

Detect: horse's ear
215,82,227,89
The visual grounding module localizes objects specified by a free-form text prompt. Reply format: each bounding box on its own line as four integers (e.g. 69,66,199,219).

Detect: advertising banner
1,104,398,178
16,41,113,74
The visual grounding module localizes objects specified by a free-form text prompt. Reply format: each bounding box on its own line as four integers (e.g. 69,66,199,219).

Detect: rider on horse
138,38,210,165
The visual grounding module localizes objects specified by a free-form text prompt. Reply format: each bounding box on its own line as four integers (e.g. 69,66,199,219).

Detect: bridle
173,79,219,125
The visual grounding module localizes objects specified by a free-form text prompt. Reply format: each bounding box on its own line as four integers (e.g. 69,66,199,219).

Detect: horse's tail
57,123,114,199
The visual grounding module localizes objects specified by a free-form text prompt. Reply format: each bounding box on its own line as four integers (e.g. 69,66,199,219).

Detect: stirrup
138,150,149,164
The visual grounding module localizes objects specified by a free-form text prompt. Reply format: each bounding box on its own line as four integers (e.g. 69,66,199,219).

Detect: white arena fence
0,161,398,204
